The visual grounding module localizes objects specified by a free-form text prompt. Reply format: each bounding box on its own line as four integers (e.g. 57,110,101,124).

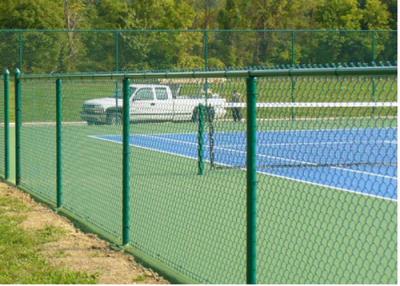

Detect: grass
0,194,97,284
132,274,147,282
0,74,396,122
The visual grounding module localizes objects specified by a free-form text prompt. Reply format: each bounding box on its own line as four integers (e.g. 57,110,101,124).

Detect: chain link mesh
254,74,396,283
62,78,123,240
10,67,397,283
20,78,56,202
0,74,4,177
0,30,396,72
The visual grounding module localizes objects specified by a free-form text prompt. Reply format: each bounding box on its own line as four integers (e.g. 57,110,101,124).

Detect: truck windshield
129,87,137,97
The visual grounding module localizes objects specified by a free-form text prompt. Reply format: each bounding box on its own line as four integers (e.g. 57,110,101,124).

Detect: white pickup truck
81,84,227,125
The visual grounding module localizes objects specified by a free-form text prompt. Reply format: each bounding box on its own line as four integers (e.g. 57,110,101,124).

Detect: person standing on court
232,89,242,122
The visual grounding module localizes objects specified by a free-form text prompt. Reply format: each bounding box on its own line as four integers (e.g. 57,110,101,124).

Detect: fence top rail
0,28,396,33
18,66,397,80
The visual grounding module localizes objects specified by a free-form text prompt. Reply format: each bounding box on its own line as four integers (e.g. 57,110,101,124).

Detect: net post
290,76,296,121
246,76,257,284
203,30,209,107
371,31,377,116
15,69,21,186
56,78,63,209
122,77,131,246
291,31,296,121
3,69,10,181
197,104,205,175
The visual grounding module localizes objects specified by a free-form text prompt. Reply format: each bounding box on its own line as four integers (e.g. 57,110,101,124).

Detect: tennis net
207,101,397,170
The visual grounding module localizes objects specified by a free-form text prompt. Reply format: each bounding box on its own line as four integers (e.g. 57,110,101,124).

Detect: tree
0,0,64,29
314,0,362,29
0,0,65,72
361,0,390,29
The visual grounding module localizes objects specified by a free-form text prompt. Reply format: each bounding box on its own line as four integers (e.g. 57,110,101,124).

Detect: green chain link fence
0,70,5,178
1,65,397,283
0,29,396,73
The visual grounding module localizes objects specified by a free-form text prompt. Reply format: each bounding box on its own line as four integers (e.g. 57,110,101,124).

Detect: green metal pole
56,79,63,208
290,78,296,121
115,31,120,72
290,31,296,121
203,30,215,167
18,32,23,70
203,30,209,106
3,69,10,180
115,81,120,124
371,31,377,116
246,76,257,284
291,31,296,67
197,104,205,175
122,77,131,245
15,69,21,186
371,31,377,63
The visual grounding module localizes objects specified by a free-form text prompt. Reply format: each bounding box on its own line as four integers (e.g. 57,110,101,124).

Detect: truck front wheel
106,111,122,125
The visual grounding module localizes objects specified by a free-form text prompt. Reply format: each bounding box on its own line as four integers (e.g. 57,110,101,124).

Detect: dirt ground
0,182,168,284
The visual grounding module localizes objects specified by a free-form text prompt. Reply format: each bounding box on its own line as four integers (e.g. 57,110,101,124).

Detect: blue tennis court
92,127,397,201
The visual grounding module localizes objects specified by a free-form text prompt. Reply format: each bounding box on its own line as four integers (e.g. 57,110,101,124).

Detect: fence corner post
3,69,10,180
122,77,131,246
15,68,21,186
56,79,63,208
246,76,257,284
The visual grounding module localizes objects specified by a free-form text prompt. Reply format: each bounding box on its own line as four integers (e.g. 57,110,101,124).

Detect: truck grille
83,104,104,113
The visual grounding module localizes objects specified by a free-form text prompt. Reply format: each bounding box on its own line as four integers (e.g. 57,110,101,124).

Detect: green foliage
0,0,396,72
0,0,64,29
315,0,363,29
362,0,391,29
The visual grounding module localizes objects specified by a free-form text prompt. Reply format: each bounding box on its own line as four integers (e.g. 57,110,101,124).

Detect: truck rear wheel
206,106,215,122
191,106,215,123
191,107,200,122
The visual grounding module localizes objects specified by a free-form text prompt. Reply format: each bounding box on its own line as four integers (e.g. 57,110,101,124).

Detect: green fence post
371,31,377,63
3,69,10,180
197,104,205,175
371,31,377,116
15,69,21,186
18,32,23,70
115,31,120,72
291,31,296,66
56,79,63,208
246,76,257,284
203,29,209,71
291,31,296,121
122,77,131,245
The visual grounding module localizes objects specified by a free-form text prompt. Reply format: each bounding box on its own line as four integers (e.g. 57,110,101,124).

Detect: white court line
128,133,397,180
220,140,397,147
225,102,398,108
213,126,397,135
126,126,397,139
89,134,397,202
